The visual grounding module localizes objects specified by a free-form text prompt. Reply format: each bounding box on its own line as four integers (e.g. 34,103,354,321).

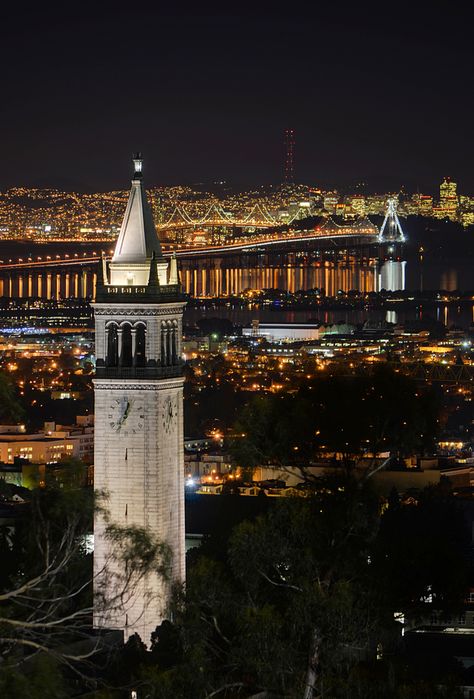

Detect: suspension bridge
0,198,406,299
157,201,296,230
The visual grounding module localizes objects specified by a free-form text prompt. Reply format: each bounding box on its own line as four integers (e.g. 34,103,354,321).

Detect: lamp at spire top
133,153,143,178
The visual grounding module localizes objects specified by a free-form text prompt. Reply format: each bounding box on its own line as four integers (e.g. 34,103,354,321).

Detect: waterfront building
93,156,186,644
242,321,325,342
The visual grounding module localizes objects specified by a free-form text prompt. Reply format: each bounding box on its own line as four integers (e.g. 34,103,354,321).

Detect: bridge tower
379,198,405,243
284,128,295,184
378,198,406,292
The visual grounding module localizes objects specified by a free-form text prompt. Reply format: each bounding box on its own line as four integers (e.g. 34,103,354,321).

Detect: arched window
106,323,118,367
171,320,178,364
135,323,146,367
167,321,173,366
120,323,132,367
160,319,179,367
161,321,167,366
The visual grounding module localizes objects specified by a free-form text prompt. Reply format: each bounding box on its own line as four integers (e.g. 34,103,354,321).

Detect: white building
0,434,76,464
242,322,324,342
0,416,94,466
93,156,186,644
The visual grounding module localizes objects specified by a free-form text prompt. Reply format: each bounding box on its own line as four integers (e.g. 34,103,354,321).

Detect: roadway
0,228,380,271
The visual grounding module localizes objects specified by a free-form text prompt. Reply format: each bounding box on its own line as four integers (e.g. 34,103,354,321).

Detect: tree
131,479,468,698
0,481,171,687
231,367,440,479
0,370,25,424
372,483,469,614
132,477,381,697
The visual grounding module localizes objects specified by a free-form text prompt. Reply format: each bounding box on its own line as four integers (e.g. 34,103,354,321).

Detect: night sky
1,8,473,193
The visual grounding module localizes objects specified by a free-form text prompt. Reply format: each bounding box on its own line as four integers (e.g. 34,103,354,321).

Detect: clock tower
93,156,186,643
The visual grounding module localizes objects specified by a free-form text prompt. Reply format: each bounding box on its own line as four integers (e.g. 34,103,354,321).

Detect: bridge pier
81,271,87,298
0,258,100,301
63,273,69,299
0,235,388,303
54,273,60,300
379,260,406,292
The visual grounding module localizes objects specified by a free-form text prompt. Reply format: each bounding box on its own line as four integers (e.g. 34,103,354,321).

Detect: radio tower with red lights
284,128,295,184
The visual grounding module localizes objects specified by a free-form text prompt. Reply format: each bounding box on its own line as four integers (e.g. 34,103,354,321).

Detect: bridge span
0,221,380,272
0,203,405,300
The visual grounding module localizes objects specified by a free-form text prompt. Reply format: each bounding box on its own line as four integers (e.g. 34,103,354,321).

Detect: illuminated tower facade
93,156,185,644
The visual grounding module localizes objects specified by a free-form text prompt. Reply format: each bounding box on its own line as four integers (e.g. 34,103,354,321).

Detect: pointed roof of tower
112,154,163,264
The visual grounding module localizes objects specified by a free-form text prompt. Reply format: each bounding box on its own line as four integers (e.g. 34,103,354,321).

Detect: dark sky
1,8,473,193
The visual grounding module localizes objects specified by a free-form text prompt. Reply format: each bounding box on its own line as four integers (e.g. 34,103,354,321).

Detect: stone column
104,326,110,365
166,323,172,365
117,328,123,367
171,323,177,365
161,325,168,366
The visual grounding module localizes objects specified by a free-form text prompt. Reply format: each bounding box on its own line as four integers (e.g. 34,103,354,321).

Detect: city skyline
2,9,474,191
0,174,472,244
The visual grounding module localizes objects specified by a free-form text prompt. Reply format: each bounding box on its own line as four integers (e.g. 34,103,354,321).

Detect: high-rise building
418,194,433,217
440,176,457,201
438,177,458,220
93,156,186,644
345,195,366,217
365,195,388,216
323,193,339,214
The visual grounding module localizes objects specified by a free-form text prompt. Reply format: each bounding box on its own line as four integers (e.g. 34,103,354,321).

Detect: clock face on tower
162,396,177,434
108,397,145,436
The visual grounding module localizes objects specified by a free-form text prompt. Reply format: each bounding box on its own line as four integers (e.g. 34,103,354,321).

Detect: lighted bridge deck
0,225,380,272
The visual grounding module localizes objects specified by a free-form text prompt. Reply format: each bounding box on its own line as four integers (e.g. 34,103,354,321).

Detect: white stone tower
93,155,186,644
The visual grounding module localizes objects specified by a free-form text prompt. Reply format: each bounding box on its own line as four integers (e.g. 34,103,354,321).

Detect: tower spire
168,252,179,285
111,154,162,264
148,251,160,289
132,152,143,178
